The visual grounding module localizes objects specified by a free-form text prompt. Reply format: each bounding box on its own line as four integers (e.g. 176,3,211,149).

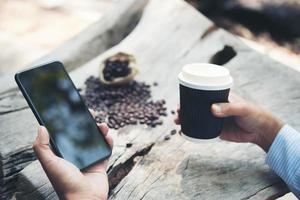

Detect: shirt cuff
266,124,300,189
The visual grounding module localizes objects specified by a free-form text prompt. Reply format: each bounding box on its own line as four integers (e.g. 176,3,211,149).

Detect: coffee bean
170,129,177,135
150,122,156,128
164,135,170,140
171,110,175,115
82,76,167,130
155,120,163,125
161,112,167,116
126,143,133,148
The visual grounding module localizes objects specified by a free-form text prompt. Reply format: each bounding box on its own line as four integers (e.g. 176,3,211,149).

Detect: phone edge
14,71,63,158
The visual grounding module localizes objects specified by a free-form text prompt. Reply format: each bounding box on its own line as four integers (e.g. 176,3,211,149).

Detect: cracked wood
13,0,300,199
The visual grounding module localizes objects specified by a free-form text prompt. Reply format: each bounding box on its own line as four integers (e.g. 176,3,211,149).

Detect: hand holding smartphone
15,61,112,170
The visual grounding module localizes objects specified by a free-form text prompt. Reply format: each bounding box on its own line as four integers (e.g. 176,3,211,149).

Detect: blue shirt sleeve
266,125,300,197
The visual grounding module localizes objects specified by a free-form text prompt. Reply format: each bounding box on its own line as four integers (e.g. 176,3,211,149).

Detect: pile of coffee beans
82,76,167,129
103,59,132,81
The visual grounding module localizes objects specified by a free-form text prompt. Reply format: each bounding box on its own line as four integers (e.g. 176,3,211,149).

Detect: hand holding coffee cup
178,63,233,141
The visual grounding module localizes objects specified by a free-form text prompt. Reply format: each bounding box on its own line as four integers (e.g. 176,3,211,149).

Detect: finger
98,123,109,136
89,109,96,118
98,123,113,149
174,117,180,125
211,102,251,117
175,106,181,124
33,126,58,167
105,135,114,149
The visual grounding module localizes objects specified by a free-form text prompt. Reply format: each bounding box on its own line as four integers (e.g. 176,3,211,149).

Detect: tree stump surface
3,0,300,199
0,0,147,199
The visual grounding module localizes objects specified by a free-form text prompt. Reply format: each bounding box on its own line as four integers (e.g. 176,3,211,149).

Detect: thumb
211,102,251,117
33,126,58,168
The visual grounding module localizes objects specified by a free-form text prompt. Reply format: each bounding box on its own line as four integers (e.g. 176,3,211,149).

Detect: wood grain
13,0,300,199
0,0,147,199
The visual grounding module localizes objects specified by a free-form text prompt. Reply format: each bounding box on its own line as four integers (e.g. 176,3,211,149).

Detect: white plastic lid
178,63,233,90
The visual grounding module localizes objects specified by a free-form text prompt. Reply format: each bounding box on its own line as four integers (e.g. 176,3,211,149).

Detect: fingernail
38,126,47,137
38,126,42,133
212,104,222,114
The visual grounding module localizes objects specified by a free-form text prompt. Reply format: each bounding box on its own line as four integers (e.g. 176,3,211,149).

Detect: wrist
62,193,107,200
256,112,283,152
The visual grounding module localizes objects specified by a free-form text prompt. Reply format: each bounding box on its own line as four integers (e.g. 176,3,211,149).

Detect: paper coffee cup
178,63,233,141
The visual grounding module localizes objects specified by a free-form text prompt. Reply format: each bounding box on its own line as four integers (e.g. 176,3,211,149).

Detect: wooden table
2,0,300,199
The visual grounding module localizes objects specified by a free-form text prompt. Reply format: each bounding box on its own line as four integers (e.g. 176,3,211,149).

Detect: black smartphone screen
15,62,111,170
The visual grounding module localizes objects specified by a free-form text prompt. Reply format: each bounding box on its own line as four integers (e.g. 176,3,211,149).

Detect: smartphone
15,61,112,170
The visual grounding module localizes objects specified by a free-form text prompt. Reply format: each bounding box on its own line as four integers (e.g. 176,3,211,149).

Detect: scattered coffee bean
153,82,158,86
171,110,175,115
170,129,177,135
82,76,167,130
164,135,170,140
126,143,133,148
161,112,168,116
155,120,163,125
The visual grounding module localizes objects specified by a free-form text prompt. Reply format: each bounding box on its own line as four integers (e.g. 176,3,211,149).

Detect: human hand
174,93,283,152
33,122,113,200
